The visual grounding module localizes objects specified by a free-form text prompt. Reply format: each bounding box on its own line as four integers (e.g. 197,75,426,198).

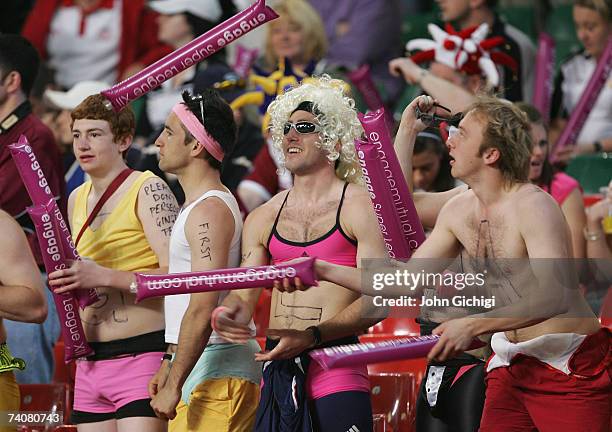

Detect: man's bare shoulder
442,187,476,212
246,189,289,224
514,183,561,212
0,209,17,231
342,182,375,209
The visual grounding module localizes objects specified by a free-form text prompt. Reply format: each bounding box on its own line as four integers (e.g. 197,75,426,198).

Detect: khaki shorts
169,377,259,432
0,371,20,432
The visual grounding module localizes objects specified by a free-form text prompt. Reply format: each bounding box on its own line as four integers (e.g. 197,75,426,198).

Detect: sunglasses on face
283,121,321,135
415,103,463,128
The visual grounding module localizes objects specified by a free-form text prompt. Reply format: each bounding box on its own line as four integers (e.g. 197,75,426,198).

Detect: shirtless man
282,96,608,431
148,90,260,431
217,76,390,432
48,95,178,432
0,210,47,432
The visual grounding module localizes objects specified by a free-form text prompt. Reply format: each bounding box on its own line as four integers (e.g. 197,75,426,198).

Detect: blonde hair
264,0,328,69
268,75,363,183
467,96,533,184
574,0,611,21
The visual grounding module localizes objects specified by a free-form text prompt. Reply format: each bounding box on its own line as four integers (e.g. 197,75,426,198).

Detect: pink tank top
267,182,358,266
267,183,370,399
542,172,580,206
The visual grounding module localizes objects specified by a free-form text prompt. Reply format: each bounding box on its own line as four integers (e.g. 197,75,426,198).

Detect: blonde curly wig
267,75,364,183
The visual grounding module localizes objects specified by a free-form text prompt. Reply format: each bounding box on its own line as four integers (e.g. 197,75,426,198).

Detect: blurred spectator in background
262,0,327,74
0,34,63,384
309,0,404,104
136,0,237,144
392,22,518,113
412,129,456,192
550,0,611,163
21,0,171,89
517,102,587,259
435,0,536,102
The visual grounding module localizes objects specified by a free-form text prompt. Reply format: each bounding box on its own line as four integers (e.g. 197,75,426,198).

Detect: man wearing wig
214,75,389,431
148,90,261,431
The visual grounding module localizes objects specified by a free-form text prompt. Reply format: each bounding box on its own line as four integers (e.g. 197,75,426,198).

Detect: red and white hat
406,23,517,88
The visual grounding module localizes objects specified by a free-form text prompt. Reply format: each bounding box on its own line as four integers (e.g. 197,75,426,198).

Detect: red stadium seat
52,341,76,385
370,372,416,432
369,318,420,336
372,413,387,431
19,384,71,431
583,194,603,207
359,334,428,383
599,286,612,329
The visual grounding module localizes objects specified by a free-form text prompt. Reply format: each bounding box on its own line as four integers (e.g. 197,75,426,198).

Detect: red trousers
480,328,611,432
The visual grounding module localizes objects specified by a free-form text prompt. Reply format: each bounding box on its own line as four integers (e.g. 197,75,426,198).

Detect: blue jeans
5,275,60,384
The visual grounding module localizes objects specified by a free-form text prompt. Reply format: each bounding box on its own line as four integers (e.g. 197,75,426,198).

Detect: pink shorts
73,352,163,414
306,358,370,400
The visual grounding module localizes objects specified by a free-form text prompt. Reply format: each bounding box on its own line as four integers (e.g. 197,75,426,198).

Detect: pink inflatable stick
8,135,55,205
348,64,394,128
233,45,259,79
9,136,99,308
551,36,612,162
133,257,318,302
101,0,278,111
356,139,412,260
348,64,385,111
28,204,93,362
532,33,555,125
359,109,426,253
309,335,485,370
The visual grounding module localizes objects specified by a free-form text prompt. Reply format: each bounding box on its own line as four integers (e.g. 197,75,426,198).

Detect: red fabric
0,114,66,266
244,145,281,197
21,0,171,81
480,328,611,432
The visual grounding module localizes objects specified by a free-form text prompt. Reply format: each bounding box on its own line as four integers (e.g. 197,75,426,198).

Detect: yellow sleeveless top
72,171,159,272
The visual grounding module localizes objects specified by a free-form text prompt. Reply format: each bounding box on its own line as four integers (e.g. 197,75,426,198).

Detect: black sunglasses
283,121,321,135
415,103,463,128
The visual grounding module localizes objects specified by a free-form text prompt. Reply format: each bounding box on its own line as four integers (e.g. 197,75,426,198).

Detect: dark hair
0,34,40,97
515,101,555,189
414,129,454,192
180,90,237,170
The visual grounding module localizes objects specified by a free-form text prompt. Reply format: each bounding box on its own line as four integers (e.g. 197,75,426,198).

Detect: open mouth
286,147,303,155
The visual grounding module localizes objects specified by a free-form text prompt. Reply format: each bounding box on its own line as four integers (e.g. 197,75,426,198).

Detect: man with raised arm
282,96,608,432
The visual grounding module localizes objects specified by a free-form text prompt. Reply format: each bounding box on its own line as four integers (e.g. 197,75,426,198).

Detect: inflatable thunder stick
133,257,318,302
552,36,612,161
532,33,555,125
355,138,412,260
8,136,99,308
359,109,426,253
28,204,93,362
101,0,278,111
309,335,485,370
233,45,259,79
348,65,386,111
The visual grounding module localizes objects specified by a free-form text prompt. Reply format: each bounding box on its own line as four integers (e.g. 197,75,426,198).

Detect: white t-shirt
164,189,254,344
47,0,121,88
558,52,612,144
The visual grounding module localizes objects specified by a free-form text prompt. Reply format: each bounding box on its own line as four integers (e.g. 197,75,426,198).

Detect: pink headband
172,103,224,162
